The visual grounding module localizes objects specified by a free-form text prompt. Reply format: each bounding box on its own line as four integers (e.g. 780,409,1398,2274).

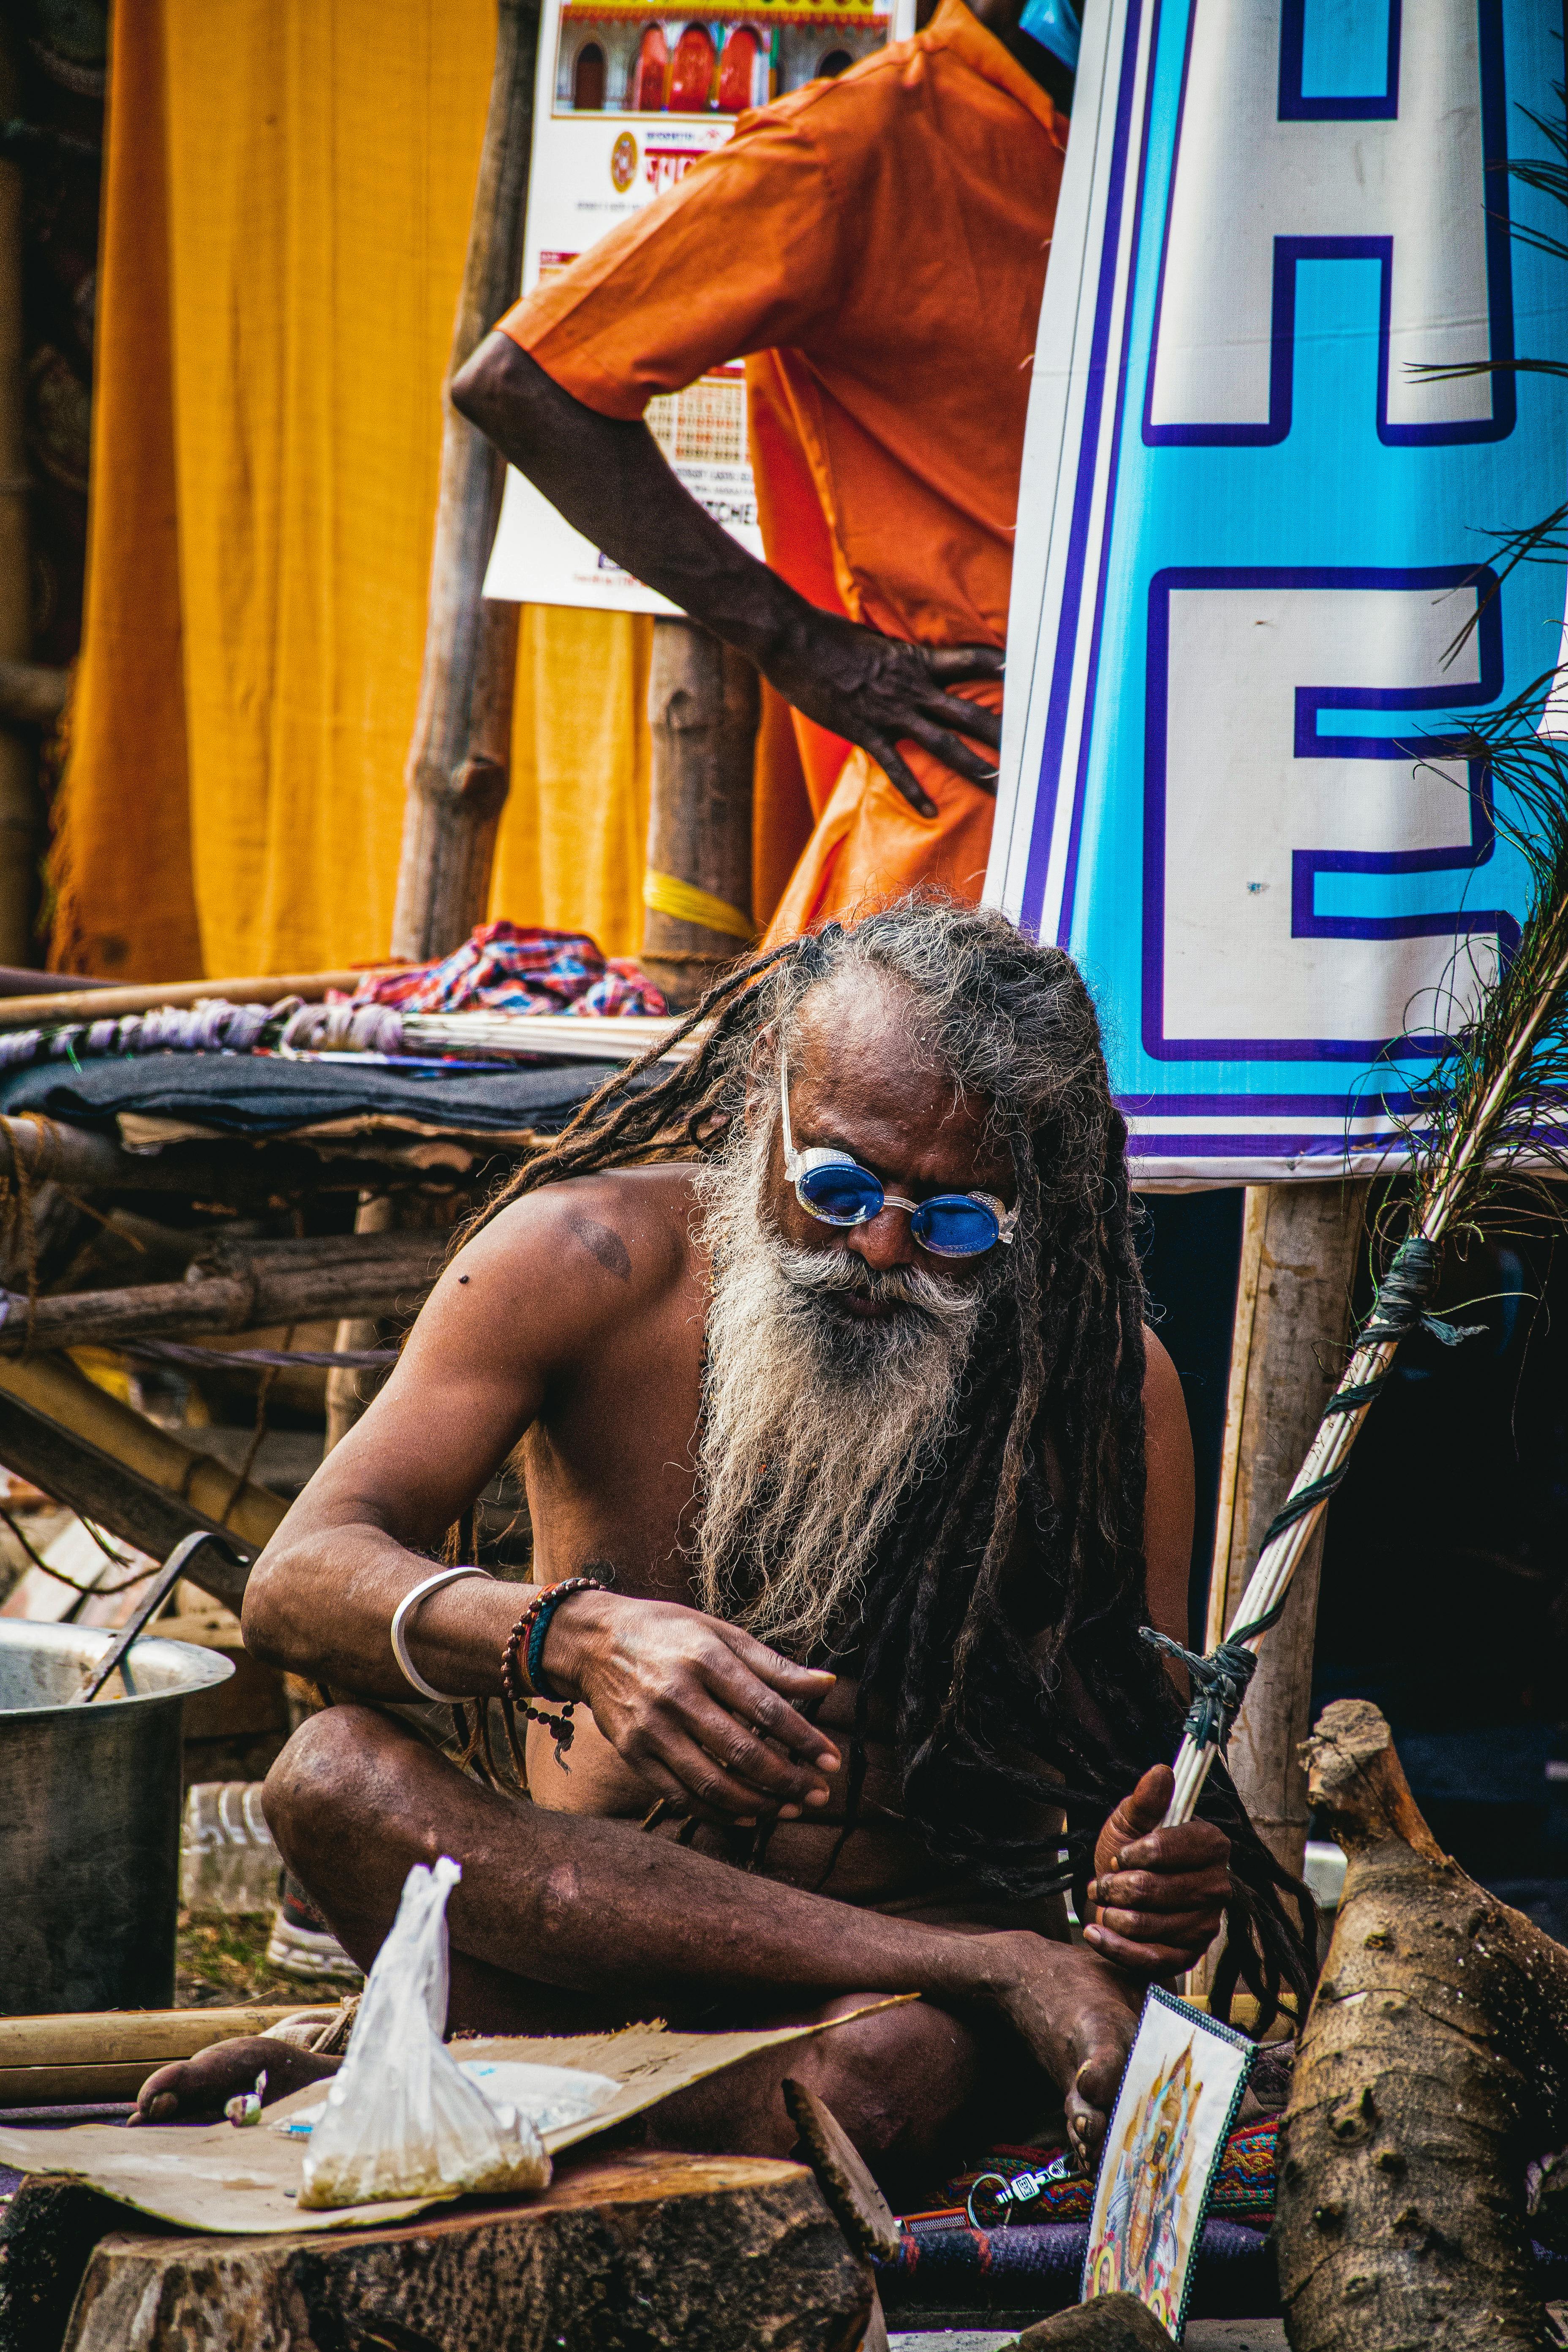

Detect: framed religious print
1081,1987,1255,2343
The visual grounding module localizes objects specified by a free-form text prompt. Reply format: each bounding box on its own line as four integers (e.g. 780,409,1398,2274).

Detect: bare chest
519,1271,708,1606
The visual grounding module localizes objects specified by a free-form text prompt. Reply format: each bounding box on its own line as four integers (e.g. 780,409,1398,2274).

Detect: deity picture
1082,1988,1255,2344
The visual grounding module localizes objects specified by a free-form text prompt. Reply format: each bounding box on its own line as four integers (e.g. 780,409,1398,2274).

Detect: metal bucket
0,1620,234,2014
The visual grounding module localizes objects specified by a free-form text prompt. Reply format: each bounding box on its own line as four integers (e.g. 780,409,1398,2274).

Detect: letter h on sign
1143,0,1512,445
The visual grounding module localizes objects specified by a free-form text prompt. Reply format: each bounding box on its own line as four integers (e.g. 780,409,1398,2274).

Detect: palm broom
1149,689,1568,1827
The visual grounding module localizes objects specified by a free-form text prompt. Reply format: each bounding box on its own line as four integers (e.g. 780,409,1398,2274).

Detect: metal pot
0,1620,234,2014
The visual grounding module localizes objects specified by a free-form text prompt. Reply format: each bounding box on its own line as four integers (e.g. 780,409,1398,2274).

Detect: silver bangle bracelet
389,1565,495,1703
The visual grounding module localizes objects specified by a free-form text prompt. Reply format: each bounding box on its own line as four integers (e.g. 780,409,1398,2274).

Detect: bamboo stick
391,0,539,961
0,970,370,1029
0,2005,314,2107
0,27,36,966
0,1352,286,1562
1164,928,1568,1832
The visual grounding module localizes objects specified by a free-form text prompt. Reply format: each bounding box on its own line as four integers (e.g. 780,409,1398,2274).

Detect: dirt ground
175,1910,359,2008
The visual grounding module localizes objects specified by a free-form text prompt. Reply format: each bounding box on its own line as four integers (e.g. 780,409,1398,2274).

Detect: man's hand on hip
1081,1762,1231,1976
761,609,1003,817
451,335,1002,817
544,1588,840,1823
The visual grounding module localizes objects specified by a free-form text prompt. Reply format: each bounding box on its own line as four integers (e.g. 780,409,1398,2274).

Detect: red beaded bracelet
500,1575,609,1765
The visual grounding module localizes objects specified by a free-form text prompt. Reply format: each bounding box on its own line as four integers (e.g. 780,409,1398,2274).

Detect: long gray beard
693,1116,996,1661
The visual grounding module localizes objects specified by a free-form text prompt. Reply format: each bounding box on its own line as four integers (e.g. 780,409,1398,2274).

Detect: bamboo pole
0,27,36,964
0,1352,285,1561
641,620,761,1010
1203,1182,1369,1877
0,2005,311,2107
0,970,368,1028
390,0,539,963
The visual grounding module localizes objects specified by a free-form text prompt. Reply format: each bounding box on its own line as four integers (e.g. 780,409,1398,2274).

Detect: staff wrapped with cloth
135,903,1315,2196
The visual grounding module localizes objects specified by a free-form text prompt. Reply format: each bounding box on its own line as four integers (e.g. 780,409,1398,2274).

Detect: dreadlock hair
463,898,1317,2033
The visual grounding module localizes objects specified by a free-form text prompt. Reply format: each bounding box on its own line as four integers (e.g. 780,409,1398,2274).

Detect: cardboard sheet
0,2003,910,2235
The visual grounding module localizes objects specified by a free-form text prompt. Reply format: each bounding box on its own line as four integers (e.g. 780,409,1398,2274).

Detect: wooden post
1205,1180,1370,1880
640,619,760,1010
0,28,38,966
390,0,539,964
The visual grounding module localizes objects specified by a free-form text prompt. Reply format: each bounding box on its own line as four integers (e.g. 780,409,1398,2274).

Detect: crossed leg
138,1706,1139,2190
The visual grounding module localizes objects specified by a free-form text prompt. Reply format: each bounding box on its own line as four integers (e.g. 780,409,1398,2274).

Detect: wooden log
56,2150,872,2352
1276,1699,1568,2351
640,620,761,1011
0,659,68,729
1203,1180,1369,1880
0,29,36,969
0,1115,480,1203
0,2005,307,2110
391,0,539,963
0,1228,443,1356
0,971,368,1030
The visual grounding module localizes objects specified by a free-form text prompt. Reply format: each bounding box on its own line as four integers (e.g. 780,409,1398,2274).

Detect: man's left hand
1081,1763,1230,1976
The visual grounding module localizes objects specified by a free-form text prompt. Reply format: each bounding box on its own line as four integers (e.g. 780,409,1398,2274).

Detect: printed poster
987,0,1568,1183
485,0,916,614
1083,1987,1254,2341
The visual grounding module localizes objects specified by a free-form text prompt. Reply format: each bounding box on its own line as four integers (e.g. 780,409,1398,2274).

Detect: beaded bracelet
500,1575,610,1765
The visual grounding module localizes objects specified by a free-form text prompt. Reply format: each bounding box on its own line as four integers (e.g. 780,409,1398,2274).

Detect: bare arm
242,1188,839,1818
450,333,1002,815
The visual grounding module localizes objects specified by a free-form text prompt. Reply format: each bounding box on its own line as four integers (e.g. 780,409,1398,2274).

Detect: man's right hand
452,335,1002,818
544,1589,841,1824
760,608,1003,818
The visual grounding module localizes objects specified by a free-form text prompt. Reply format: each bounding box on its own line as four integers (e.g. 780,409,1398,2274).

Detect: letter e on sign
1145,568,1511,1061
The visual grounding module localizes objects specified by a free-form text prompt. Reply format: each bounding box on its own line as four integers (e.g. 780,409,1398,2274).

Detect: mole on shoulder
567,1211,632,1282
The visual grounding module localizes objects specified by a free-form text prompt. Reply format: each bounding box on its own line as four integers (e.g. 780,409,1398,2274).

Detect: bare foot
129,2036,342,2125
979,1933,1144,2167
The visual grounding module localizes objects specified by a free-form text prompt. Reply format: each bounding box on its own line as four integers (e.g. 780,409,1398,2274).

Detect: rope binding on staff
1141,1595,1288,1756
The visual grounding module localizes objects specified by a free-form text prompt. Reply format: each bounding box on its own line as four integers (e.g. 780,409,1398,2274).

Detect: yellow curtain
52,0,651,980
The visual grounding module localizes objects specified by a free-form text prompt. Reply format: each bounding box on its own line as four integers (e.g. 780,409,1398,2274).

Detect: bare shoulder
1141,1326,1187,1434
450,1163,697,1312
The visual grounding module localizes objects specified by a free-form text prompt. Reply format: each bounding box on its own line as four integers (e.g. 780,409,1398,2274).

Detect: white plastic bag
298,1855,550,2210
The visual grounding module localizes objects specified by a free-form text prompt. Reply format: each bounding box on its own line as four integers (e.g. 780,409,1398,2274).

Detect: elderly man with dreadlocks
135,902,1314,2185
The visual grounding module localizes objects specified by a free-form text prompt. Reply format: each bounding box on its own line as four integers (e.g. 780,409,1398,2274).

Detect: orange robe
498,0,1066,941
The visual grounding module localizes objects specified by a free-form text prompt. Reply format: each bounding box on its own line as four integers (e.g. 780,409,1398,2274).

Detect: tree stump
54,2149,871,2352
1275,1699,1568,2349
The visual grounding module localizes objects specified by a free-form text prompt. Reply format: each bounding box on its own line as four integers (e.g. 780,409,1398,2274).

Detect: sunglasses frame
777,1045,1017,1256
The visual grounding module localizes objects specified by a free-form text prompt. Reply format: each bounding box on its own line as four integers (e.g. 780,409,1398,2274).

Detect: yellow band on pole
642,868,755,943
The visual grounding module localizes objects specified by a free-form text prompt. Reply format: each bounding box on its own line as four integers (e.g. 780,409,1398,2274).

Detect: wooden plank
59,2151,871,2352
1205,1180,1369,1878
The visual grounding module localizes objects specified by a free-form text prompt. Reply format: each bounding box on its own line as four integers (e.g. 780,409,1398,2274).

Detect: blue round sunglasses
779,1047,1017,1259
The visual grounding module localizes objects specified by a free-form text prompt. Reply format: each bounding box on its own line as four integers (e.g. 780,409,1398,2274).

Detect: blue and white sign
988,0,1568,1182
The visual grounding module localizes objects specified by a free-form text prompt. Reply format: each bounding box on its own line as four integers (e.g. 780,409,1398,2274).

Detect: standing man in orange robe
455,0,1079,938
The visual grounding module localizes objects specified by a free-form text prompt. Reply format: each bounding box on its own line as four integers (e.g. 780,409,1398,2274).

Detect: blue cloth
0,1051,634,1139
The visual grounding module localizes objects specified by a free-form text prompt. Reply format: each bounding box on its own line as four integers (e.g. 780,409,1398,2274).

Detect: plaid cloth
348,923,668,1019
